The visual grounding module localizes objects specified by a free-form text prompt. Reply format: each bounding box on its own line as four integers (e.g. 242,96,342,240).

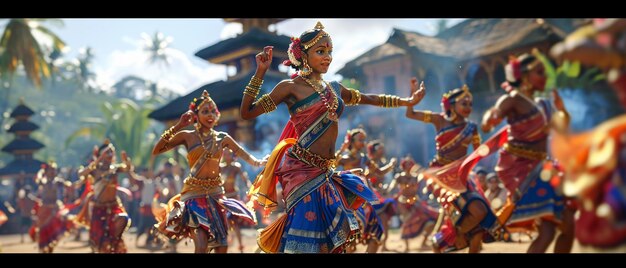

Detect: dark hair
347,128,366,151
447,88,467,105
441,85,472,119
508,53,539,87
97,140,114,156
285,29,327,72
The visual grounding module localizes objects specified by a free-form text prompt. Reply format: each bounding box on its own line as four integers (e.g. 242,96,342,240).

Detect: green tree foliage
65,98,162,168
0,19,65,87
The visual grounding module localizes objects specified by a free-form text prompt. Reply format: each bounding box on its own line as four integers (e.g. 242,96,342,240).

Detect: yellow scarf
247,138,297,216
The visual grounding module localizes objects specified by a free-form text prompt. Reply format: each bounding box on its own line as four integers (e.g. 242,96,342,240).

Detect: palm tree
0,19,65,87
142,31,173,67
65,98,165,168
75,47,96,92
0,19,65,128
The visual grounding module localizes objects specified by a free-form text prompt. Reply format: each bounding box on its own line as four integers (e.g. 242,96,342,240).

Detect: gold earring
300,58,312,76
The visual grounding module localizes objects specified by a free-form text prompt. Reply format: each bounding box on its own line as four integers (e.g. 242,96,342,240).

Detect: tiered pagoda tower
0,99,45,179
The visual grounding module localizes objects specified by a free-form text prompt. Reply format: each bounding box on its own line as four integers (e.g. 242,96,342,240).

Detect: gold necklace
302,77,339,122
196,127,217,151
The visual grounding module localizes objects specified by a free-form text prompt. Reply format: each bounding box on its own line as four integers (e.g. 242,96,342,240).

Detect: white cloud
221,23,242,39
90,19,465,94
94,37,225,95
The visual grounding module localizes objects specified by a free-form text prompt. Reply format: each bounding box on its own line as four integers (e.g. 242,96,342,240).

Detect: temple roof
7,121,39,133
10,103,35,118
1,137,45,153
390,28,450,56
338,19,590,76
195,28,291,62
0,158,45,177
148,71,288,122
438,18,589,59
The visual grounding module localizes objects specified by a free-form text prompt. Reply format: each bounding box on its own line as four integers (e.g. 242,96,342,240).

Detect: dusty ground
0,227,591,253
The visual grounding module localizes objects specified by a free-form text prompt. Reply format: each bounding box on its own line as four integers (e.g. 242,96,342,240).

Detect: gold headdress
441,85,472,120
302,21,331,50
190,90,217,112
455,84,472,102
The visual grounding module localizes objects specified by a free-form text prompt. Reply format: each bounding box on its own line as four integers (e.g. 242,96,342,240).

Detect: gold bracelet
250,76,263,88
378,94,400,108
390,96,400,107
257,94,277,114
423,111,432,123
346,88,361,106
161,126,176,142
244,85,260,98
379,94,386,107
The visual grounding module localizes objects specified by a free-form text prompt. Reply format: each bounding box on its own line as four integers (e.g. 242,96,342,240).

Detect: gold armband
423,111,432,123
346,88,362,106
257,94,277,114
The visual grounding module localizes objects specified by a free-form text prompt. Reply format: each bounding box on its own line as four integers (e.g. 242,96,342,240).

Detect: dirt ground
0,227,592,253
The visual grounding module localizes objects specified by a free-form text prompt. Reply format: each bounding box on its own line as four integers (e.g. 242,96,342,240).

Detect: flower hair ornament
501,51,542,92
189,90,220,122
441,85,472,120
282,21,331,79
284,37,302,68
502,55,522,92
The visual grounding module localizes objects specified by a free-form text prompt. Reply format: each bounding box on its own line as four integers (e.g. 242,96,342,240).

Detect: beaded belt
290,143,336,170
503,142,547,161
184,175,222,188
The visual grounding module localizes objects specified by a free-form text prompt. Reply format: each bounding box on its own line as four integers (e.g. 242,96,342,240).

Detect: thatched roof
338,19,590,77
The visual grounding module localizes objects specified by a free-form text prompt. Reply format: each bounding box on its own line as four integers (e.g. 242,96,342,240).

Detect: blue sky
49,19,464,95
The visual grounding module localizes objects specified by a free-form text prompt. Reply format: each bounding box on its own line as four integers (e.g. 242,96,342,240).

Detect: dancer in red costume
407,83,496,253
242,21,423,253
74,140,134,253
29,162,75,253
478,51,574,253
